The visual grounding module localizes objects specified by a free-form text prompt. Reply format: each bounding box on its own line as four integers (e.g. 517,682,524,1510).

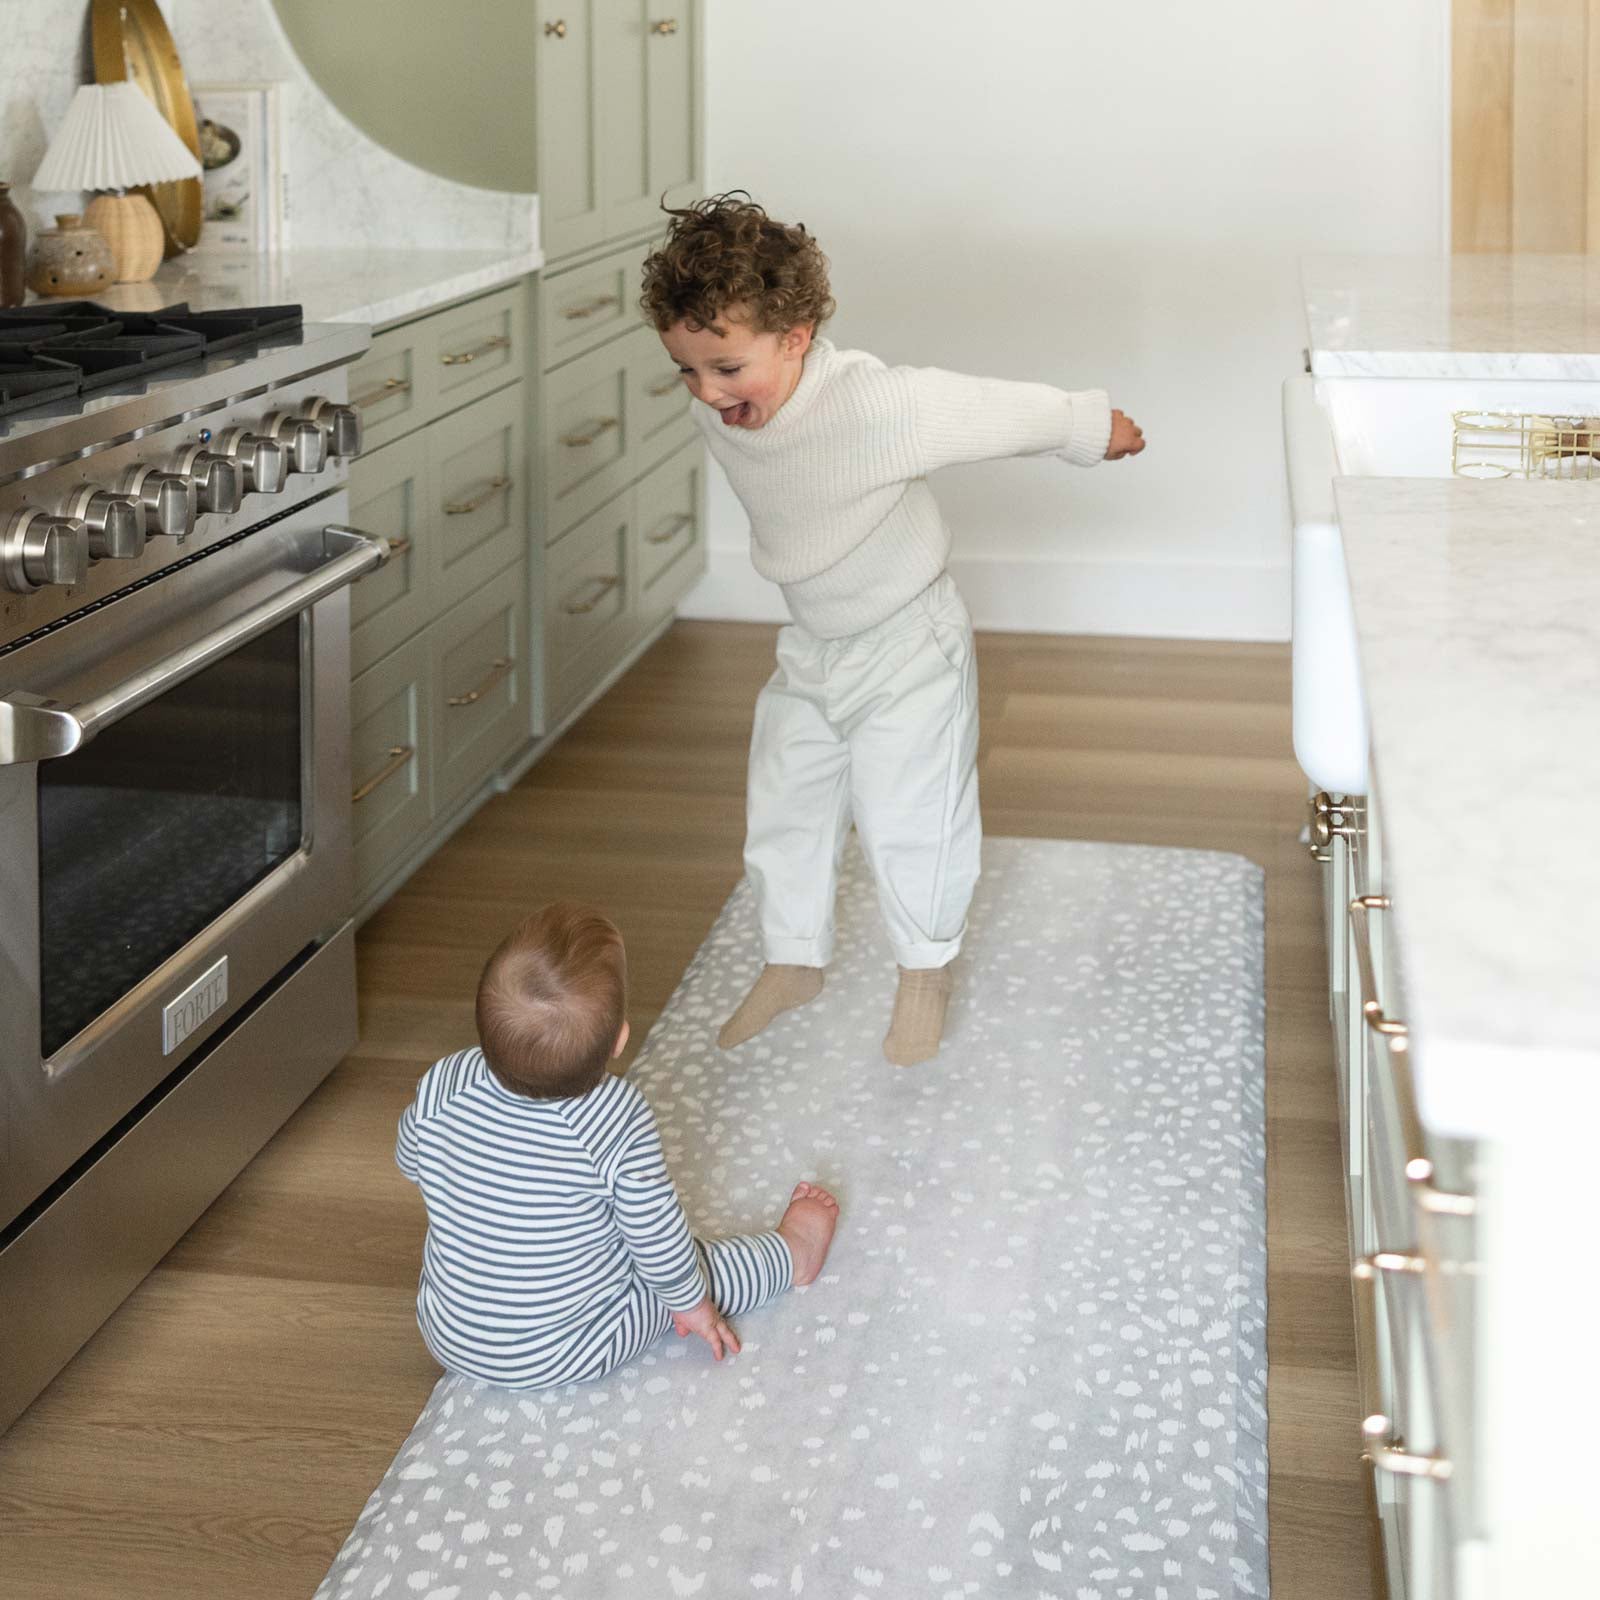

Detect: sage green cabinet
538,0,702,262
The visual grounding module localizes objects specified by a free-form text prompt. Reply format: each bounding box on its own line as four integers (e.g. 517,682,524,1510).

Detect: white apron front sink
1282,372,1600,796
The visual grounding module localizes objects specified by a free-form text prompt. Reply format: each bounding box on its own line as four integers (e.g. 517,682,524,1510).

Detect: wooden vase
84,191,167,283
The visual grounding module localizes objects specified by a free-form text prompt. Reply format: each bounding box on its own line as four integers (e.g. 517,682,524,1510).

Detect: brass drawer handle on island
651,18,679,33
441,334,511,368
646,513,693,546
444,476,512,517
353,377,412,411
448,657,515,708
385,536,413,557
562,295,621,322
562,574,621,615
544,18,567,37
352,744,415,805
1352,1253,1454,1482
561,417,620,449
647,375,682,398
1350,893,1478,1218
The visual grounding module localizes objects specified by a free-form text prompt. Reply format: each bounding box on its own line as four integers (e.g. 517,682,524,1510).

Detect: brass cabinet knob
651,18,679,34
545,19,568,38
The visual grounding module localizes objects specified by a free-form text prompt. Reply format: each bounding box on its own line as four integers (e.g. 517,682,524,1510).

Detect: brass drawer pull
441,333,511,367
1352,1256,1453,1483
647,374,682,397
1307,790,1360,862
448,657,514,707
562,294,620,321
545,18,568,37
646,513,693,545
562,574,621,615
1350,894,1478,1218
386,535,413,557
352,377,412,410
561,417,620,449
651,17,679,33
352,744,415,805
443,475,512,516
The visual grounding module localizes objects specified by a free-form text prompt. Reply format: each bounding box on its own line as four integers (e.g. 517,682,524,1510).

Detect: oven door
0,503,387,1231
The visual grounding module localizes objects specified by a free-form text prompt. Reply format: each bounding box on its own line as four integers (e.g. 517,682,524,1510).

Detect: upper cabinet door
645,1,699,210
600,0,660,242
537,0,606,260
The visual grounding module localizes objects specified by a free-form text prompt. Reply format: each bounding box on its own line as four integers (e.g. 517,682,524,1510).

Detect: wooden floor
0,623,1373,1599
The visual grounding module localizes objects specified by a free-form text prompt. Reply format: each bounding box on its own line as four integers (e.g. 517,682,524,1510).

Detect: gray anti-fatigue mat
317,838,1268,1600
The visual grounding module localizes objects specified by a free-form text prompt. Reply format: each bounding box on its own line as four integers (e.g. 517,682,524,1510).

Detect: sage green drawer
347,330,427,454
430,386,528,614
426,287,526,415
541,240,646,369
431,562,527,816
634,438,705,629
351,633,431,901
348,433,431,677
543,328,645,540
546,493,633,718
630,338,693,465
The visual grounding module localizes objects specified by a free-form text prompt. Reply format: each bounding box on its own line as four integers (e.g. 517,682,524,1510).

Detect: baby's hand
672,1295,742,1361
1106,409,1146,460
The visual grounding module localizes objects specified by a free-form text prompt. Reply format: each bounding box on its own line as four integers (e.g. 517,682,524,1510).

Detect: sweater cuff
1056,388,1113,467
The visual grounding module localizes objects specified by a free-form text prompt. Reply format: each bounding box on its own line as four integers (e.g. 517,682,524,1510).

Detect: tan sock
883,963,955,1066
717,964,824,1049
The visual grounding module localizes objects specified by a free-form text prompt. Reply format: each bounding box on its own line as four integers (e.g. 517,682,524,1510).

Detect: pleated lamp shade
32,83,202,285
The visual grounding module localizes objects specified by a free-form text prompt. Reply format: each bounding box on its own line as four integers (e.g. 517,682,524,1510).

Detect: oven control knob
261,412,329,476
63,486,146,561
302,396,363,459
3,509,89,593
173,447,244,517
118,466,196,540
214,429,288,495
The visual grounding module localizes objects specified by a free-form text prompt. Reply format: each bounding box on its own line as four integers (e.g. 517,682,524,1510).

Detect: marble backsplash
0,0,536,257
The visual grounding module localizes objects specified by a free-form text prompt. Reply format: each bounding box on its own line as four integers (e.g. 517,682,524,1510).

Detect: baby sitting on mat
396,902,839,1388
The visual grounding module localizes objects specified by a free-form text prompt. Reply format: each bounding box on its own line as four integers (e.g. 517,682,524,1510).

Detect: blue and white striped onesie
396,1048,793,1388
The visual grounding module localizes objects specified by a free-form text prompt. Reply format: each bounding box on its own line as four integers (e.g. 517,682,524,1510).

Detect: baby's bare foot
777,1181,839,1287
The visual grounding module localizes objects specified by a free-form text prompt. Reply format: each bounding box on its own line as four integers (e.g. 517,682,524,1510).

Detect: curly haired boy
641,194,1146,1066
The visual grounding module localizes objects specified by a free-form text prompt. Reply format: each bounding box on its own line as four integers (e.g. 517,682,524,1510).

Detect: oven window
37,619,303,1059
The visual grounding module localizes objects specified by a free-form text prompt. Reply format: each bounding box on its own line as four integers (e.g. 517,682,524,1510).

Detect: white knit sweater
693,337,1112,638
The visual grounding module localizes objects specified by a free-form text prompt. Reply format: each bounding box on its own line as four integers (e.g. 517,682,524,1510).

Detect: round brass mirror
270,1,538,193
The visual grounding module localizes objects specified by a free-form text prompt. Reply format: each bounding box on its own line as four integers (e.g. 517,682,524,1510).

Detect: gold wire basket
1452,410,1600,479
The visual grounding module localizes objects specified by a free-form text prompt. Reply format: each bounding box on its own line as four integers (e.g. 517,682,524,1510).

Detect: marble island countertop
81,244,544,329
1305,253,1600,380
1333,475,1600,1139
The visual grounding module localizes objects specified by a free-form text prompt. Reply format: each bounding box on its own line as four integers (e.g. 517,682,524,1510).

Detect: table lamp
31,82,202,283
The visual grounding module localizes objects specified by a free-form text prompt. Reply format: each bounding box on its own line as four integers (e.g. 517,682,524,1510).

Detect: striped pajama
397,1049,793,1390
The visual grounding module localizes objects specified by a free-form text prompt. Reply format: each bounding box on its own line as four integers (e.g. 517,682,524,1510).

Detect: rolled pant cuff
762,937,832,968
893,936,963,970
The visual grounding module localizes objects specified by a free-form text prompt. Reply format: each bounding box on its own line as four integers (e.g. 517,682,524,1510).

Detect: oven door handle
0,526,389,766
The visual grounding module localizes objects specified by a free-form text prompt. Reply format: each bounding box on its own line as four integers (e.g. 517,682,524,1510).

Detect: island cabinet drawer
542,330,649,541
350,634,431,902
348,433,431,677
630,340,694,467
541,241,645,369
347,333,427,454
634,439,705,629
430,563,527,817
546,495,633,718
430,387,528,614
426,287,526,414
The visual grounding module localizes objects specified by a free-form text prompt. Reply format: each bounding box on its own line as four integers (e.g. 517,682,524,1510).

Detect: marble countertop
1334,476,1600,1139
82,245,543,329
1305,254,1600,380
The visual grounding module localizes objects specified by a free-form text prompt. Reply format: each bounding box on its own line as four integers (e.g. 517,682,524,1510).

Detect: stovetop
0,302,306,420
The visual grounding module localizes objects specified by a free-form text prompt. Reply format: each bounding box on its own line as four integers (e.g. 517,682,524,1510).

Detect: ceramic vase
0,183,26,307
26,213,115,299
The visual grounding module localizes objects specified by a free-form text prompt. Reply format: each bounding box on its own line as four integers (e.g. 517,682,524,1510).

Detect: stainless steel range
0,302,388,1430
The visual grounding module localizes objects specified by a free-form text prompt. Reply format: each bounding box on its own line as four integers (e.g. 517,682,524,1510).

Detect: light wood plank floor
0,623,1373,1599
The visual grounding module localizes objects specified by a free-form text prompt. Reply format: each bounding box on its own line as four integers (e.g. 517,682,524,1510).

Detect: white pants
746,573,981,970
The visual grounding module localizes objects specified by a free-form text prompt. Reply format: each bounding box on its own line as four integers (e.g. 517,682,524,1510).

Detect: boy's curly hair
639,192,835,335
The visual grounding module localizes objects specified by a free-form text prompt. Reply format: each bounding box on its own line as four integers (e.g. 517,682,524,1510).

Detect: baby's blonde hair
476,904,627,1098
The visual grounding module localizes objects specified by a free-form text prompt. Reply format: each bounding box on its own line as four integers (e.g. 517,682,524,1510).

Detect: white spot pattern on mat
316,839,1268,1599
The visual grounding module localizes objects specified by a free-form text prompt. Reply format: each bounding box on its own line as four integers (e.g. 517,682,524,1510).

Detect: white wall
683,0,1449,641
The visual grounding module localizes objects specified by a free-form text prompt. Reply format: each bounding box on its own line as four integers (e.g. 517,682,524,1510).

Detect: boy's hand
1106,409,1146,460
672,1295,741,1361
